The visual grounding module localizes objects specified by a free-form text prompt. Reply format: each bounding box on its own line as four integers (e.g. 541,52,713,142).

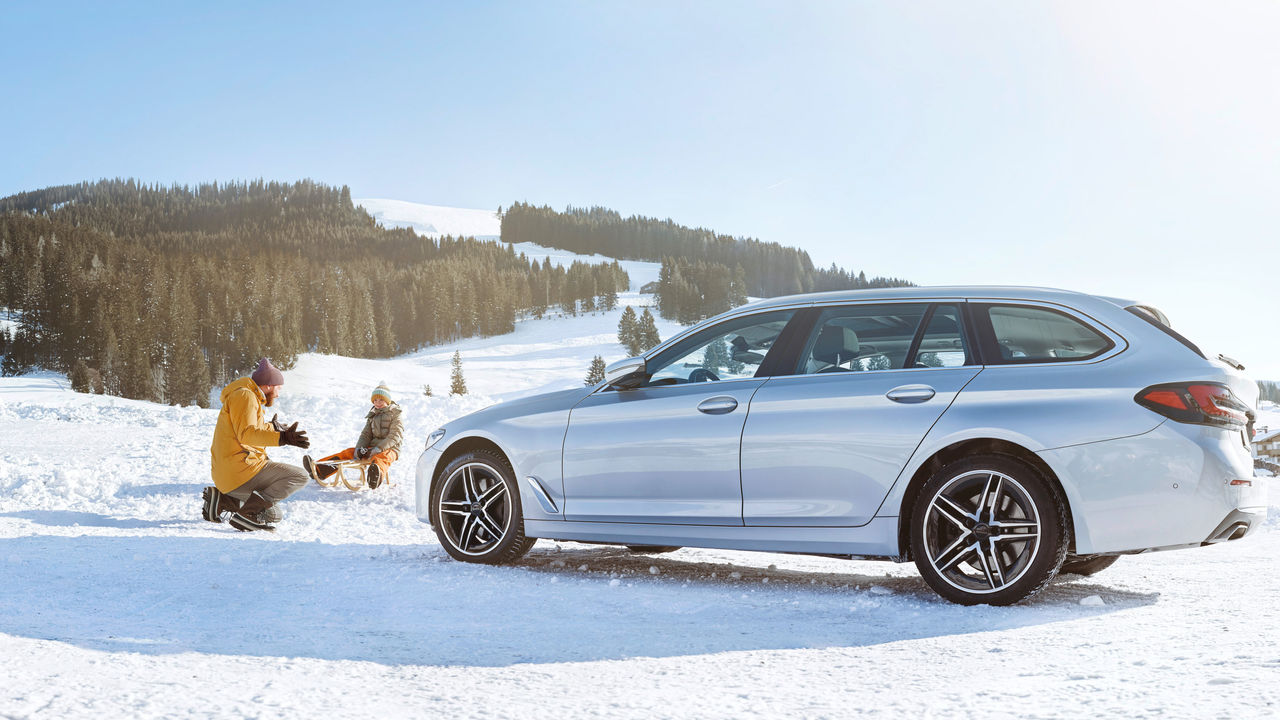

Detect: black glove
355,446,373,460
280,422,310,449
269,413,287,432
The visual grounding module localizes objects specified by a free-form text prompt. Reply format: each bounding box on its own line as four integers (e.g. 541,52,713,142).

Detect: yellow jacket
209,377,281,492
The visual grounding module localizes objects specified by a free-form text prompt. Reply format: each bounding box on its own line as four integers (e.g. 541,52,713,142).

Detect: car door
740,302,982,526
562,309,800,525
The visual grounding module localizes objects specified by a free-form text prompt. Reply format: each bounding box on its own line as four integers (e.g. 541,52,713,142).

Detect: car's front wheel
431,450,534,564
910,455,1068,605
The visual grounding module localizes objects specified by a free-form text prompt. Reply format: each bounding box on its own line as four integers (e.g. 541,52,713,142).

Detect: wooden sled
314,458,395,491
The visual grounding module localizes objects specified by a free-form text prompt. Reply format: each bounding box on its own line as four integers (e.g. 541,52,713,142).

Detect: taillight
1135,382,1249,429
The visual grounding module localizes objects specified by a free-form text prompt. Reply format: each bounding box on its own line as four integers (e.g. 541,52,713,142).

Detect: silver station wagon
416,286,1266,604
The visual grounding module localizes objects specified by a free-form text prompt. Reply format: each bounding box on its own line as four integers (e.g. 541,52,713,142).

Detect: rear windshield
1125,306,1206,359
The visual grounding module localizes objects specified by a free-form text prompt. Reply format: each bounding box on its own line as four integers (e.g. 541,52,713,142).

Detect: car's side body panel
562,378,768,524
741,366,981,526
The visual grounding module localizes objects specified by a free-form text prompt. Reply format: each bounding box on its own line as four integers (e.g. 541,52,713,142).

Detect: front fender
423,415,571,524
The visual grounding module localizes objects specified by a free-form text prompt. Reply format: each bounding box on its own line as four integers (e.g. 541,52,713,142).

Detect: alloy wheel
437,462,513,556
922,469,1042,595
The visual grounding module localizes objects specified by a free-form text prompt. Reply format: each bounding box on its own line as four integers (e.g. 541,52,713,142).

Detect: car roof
741,285,1139,310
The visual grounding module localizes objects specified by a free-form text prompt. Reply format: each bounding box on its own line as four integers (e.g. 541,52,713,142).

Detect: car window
912,305,968,368
795,304,930,374
984,305,1113,363
645,310,796,386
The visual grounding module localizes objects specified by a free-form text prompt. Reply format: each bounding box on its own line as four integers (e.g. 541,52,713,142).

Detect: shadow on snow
0,530,1156,668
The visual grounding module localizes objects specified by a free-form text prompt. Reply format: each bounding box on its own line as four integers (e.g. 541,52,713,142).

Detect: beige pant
227,461,309,504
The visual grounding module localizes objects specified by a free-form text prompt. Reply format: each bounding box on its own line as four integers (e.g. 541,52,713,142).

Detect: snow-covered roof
1254,427,1280,444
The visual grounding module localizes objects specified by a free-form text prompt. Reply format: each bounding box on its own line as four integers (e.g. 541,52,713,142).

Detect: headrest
813,325,859,365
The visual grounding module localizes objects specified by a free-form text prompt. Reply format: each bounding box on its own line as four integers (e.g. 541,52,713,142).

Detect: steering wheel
687,368,720,383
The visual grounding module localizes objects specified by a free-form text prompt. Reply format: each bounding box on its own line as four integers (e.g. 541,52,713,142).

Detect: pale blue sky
3,1,1277,377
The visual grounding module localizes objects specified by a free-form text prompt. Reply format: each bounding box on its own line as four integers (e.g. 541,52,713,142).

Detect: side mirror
603,356,647,390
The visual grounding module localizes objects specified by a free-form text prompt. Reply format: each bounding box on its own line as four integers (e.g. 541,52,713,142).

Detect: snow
354,199,663,291
355,198,502,239
1,309,21,335
3,290,1280,718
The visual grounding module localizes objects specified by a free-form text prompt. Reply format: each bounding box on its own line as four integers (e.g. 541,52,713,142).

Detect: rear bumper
1040,420,1267,554
1202,507,1265,545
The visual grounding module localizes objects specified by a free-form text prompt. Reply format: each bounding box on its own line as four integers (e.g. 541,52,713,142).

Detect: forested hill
0,179,627,405
500,202,912,323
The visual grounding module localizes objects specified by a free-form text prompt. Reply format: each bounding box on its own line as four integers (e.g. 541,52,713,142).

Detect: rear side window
980,304,1114,364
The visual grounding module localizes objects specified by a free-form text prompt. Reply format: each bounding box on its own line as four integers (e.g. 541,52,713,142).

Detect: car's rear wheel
1059,554,1119,577
910,454,1068,605
431,450,534,564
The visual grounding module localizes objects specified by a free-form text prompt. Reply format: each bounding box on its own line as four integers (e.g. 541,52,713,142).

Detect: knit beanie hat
371,380,392,404
251,357,284,386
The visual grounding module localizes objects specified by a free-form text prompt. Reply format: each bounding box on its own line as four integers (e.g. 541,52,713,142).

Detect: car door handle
886,384,936,403
697,396,739,415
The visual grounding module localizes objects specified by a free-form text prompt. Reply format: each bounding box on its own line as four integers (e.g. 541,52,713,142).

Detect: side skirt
525,517,900,558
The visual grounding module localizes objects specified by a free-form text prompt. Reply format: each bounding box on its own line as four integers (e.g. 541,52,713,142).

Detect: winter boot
261,503,284,524
228,491,277,532
201,486,241,523
366,463,383,490
304,455,338,481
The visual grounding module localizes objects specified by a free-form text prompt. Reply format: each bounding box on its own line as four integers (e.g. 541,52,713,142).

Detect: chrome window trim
637,294,1127,371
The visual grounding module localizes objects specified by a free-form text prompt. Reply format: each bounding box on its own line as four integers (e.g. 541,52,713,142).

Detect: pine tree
423,383,433,398
450,351,467,395
618,306,639,355
585,355,607,385
70,358,91,393
702,338,729,373
638,308,661,352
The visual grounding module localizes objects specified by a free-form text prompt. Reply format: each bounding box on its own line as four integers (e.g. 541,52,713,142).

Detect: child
304,381,404,489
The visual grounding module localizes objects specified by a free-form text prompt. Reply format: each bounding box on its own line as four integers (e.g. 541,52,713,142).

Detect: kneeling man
203,358,311,532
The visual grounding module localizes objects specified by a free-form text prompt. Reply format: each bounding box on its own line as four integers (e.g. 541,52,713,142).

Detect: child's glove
356,446,373,460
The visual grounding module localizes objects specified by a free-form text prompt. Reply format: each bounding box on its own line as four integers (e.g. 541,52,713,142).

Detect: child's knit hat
371,381,392,404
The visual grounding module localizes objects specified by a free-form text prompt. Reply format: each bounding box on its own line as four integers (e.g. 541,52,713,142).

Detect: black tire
624,545,682,554
910,454,1068,606
1059,554,1119,577
430,450,534,565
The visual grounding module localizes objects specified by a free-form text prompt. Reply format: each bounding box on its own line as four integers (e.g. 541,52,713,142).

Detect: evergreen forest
0,179,627,405
500,202,913,322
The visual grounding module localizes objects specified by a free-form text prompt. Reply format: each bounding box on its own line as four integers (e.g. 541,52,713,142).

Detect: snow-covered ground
2,285,1279,718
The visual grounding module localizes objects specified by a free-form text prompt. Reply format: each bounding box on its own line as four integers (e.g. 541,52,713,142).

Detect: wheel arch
894,437,1076,560
432,434,513,492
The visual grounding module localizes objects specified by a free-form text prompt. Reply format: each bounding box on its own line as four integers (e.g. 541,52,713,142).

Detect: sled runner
313,458,394,491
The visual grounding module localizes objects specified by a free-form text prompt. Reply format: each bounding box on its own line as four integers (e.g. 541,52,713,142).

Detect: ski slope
2,284,1279,718
355,198,662,291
